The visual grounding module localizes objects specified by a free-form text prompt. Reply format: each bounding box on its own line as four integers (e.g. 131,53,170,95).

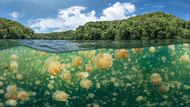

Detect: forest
1,12,190,40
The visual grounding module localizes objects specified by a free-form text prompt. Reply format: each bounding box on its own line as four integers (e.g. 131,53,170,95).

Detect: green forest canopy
1,12,190,40
0,18,34,39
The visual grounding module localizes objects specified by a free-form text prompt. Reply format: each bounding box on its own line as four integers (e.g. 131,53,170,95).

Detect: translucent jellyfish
133,48,143,54
5,99,17,106
95,53,113,69
16,74,23,80
80,79,92,89
52,91,69,102
10,54,18,61
0,81,3,87
44,56,60,67
10,61,18,70
180,54,189,62
5,85,18,100
150,73,162,85
72,56,83,67
86,50,96,58
61,72,72,81
114,49,128,59
85,65,93,72
183,43,189,48
17,91,30,101
160,84,169,93
76,72,89,79
48,61,62,76
136,96,144,102
6,85,17,93
149,47,156,54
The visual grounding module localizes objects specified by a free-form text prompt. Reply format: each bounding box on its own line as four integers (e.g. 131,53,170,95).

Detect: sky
1,0,190,33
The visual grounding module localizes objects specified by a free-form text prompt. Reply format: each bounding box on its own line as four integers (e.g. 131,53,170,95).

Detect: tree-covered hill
1,12,190,40
0,18,34,39
73,12,190,40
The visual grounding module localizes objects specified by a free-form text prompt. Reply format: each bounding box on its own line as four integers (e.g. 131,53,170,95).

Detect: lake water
0,40,190,107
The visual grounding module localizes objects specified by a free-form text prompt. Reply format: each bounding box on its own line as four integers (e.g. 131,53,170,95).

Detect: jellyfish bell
5,99,17,106
72,56,83,67
114,49,128,59
16,74,23,80
10,61,18,70
180,54,189,62
160,84,169,93
52,91,69,102
0,81,3,87
136,96,144,102
183,43,189,48
168,45,175,51
61,72,72,81
80,79,92,89
95,53,113,69
6,85,17,93
48,61,62,76
85,65,93,72
10,54,18,61
17,91,30,101
149,47,156,54
76,72,89,79
150,73,162,85
133,48,143,54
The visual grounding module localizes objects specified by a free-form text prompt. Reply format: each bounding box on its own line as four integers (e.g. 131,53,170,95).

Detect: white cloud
29,6,97,33
10,11,21,19
100,2,135,21
29,2,136,33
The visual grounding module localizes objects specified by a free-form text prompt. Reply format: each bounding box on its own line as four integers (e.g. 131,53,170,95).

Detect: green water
0,43,190,107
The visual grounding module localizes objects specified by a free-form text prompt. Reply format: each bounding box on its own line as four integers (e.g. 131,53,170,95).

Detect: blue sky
0,0,190,33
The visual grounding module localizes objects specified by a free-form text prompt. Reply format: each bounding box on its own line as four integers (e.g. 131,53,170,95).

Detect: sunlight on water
0,42,190,106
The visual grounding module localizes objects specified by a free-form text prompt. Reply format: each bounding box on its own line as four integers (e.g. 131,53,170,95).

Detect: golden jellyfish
80,79,92,89
10,61,18,70
6,85,17,93
0,81,3,87
61,72,72,81
149,47,156,54
52,91,69,102
48,61,62,76
159,84,169,93
5,99,17,106
17,91,30,101
133,48,143,53
95,53,113,69
150,73,162,85
76,72,89,79
180,54,189,62
168,45,175,51
85,65,93,72
72,56,83,67
44,56,60,67
5,85,17,100
16,74,23,80
86,50,96,58
10,54,18,61
114,49,128,59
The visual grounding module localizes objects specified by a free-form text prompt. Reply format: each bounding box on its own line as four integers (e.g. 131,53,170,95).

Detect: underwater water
0,40,190,107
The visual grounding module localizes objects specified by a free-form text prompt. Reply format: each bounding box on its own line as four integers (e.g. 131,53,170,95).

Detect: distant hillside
72,12,190,40
1,12,190,40
0,18,33,39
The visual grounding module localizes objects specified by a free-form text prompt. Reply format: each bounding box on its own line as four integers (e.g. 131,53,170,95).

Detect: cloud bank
29,2,136,33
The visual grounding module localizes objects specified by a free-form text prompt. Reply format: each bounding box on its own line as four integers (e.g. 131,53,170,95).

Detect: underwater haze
0,40,190,106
